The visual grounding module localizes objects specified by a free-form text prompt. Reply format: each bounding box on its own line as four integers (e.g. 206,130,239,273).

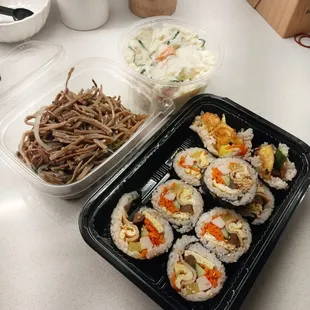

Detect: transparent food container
119,17,223,111
0,41,174,199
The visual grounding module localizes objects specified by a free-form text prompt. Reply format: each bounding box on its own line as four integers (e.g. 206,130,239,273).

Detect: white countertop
0,1,310,309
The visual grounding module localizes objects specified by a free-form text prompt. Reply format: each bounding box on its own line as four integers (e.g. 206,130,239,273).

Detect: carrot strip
159,187,179,213
156,46,176,61
171,272,180,291
178,155,200,172
139,249,148,258
204,267,222,287
227,143,248,156
144,218,165,246
212,167,225,184
201,222,225,241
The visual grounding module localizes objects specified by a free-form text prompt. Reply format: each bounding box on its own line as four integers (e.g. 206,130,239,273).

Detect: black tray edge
78,94,310,310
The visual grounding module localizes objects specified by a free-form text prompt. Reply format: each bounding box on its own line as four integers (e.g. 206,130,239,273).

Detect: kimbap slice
173,147,215,186
238,182,275,225
167,235,226,302
204,157,258,206
195,207,252,263
250,143,297,190
190,112,253,158
110,192,174,259
151,180,204,233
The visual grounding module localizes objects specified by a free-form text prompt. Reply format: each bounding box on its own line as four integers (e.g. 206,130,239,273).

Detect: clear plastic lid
0,41,174,199
0,41,65,112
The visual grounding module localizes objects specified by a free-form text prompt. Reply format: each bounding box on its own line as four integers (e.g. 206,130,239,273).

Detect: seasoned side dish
167,235,226,302
190,112,253,158
110,192,173,259
195,208,252,263
125,24,215,83
17,68,148,185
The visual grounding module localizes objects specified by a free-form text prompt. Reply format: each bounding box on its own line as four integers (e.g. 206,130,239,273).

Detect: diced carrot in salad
156,46,176,61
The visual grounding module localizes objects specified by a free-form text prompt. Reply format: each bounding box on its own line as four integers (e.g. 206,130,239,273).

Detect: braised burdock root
17,68,148,185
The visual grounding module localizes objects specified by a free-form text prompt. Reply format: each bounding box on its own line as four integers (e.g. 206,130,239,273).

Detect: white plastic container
56,0,109,31
0,41,174,199
119,17,223,111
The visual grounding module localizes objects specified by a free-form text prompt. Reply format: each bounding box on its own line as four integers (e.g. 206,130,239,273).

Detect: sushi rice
238,182,275,225
250,143,297,190
195,207,252,263
173,147,215,186
190,112,253,158
204,157,258,206
151,179,204,233
167,235,226,302
110,192,174,259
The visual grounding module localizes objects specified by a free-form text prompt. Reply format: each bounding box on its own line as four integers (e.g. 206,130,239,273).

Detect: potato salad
125,24,215,83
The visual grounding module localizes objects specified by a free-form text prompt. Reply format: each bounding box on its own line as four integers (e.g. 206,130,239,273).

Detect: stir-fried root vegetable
17,68,148,185
167,235,226,302
110,192,173,260
204,157,258,206
195,208,252,263
152,180,204,233
190,112,253,158
250,143,297,190
173,148,215,186
238,182,275,225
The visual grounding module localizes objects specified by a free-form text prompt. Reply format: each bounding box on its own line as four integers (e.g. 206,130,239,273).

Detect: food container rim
0,56,175,194
119,16,224,87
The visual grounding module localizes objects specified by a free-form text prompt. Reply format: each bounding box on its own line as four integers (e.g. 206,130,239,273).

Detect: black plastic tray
79,94,310,310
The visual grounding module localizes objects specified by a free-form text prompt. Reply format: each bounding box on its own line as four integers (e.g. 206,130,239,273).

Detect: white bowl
0,0,51,43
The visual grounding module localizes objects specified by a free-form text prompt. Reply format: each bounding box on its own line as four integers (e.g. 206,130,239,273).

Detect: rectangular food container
0,41,174,199
79,94,310,310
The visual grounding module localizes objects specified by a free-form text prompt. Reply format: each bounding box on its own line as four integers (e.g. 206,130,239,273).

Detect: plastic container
0,41,174,199
119,17,223,111
79,94,310,310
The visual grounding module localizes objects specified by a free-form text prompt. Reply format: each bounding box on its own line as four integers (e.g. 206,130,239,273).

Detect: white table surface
0,1,310,309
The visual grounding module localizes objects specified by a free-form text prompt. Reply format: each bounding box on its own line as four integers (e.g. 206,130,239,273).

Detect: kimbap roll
196,208,252,263
167,235,226,302
250,143,297,189
173,147,215,186
151,180,204,233
190,112,253,158
238,182,275,225
204,157,258,206
110,192,174,259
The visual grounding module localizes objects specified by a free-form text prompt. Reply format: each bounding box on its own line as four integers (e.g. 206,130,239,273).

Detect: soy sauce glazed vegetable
17,68,148,185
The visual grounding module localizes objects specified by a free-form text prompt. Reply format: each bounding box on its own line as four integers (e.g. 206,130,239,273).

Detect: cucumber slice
195,263,206,277
167,31,180,45
199,38,206,48
141,225,148,237
222,175,231,186
221,227,230,239
274,148,287,171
